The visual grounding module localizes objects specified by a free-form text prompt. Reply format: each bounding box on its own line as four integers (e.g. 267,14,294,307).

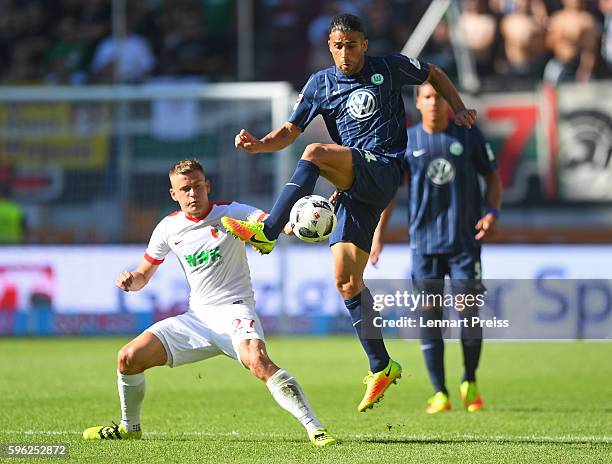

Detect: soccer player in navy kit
371,82,502,414
222,14,477,412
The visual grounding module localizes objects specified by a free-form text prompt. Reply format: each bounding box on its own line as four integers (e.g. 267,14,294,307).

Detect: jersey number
232,318,255,334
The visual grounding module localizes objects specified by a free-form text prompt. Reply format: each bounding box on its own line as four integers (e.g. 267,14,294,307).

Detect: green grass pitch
1,337,611,463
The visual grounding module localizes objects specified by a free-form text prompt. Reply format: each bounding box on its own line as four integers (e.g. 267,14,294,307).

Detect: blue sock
263,159,320,239
344,287,390,373
420,308,447,394
461,339,481,382
421,338,447,394
460,309,483,382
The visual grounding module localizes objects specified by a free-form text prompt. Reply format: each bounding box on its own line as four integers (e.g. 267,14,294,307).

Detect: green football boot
308,428,336,447
82,421,142,440
221,217,276,255
460,381,484,412
425,391,451,414
357,359,402,412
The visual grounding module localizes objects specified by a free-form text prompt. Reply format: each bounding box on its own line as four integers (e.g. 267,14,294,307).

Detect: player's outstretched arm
475,171,502,240
425,64,477,128
235,122,302,154
370,197,398,266
116,258,159,292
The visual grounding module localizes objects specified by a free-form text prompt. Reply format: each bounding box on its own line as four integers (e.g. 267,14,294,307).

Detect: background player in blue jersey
371,82,502,414
222,14,477,413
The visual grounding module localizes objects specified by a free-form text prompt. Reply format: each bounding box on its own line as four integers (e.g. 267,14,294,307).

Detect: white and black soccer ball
289,195,337,243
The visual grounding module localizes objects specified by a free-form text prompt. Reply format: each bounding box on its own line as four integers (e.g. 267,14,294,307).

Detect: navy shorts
411,248,485,295
412,249,485,339
329,148,402,253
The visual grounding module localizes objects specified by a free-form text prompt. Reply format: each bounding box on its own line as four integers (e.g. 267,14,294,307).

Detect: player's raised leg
332,242,402,412
221,144,353,254
238,339,335,446
82,331,167,440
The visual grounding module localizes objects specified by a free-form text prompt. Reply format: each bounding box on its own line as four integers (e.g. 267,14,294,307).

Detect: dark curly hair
329,13,366,37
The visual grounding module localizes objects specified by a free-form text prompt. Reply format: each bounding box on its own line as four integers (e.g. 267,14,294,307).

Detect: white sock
266,369,323,434
117,371,145,432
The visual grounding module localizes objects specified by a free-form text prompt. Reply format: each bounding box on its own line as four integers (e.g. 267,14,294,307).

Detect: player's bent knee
335,275,362,300
117,344,152,374
117,345,139,374
301,143,326,165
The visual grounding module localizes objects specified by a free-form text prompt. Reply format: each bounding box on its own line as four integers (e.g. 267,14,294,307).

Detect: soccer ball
289,195,337,243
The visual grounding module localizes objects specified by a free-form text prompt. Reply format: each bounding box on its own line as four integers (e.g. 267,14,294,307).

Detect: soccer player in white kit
82,159,335,446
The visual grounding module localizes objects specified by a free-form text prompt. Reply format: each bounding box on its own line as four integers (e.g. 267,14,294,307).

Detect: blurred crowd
0,0,611,89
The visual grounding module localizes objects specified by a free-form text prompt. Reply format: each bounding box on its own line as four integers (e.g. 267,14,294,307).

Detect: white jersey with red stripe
144,201,265,310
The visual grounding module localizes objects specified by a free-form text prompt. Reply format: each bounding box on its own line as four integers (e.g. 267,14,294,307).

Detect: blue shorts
411,248,485,295
412,249,485,339
329,148,402,253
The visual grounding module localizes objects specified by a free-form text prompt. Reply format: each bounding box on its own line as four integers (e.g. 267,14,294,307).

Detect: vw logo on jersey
347,89,378,121
450,141,464,156
426,158,455,185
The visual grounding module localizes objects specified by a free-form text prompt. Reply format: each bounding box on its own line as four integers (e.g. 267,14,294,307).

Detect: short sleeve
227,202,266,221
389,54,430,86
470,125,497,176
288,74,321,130
144,221,170,265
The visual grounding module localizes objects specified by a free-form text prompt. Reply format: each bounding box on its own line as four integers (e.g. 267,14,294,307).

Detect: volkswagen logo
426,158,455,185
346,89,378,121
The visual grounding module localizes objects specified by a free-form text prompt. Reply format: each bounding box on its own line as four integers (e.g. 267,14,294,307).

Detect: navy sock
263,159,320,239
420,308,447,394
460,309,483,382
421,338,447,394
461,338,482,382
344,287,390,373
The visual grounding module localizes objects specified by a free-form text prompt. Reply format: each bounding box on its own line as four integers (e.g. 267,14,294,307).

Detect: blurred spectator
498,0,548,80
459,0,499,76
421,19,457,78
600,0,612,74
543,0,600,84
0,0,15,76
0,177,26,244
490,0,549,19
307,1,344,72
258,0,312,86
366,0,397,55
61,0,110,45
2,1,51,83
157,0,219,78
89,8,155,83
1,0,611,89
43,16,91,84
202,0,237,78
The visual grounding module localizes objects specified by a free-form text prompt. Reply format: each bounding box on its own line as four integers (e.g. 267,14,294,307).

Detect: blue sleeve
389,54,430,86
470,125,496,176
288,73,321,130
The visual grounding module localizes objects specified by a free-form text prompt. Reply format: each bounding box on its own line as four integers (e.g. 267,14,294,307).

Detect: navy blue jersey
404,122,496,254
289,54,430,159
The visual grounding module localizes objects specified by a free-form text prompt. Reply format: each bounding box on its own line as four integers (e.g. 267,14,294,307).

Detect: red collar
184,203,213,222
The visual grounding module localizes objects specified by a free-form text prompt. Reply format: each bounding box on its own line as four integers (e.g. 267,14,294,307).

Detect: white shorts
146,302,265,368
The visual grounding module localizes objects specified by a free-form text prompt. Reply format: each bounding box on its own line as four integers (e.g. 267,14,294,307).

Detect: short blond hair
169,158,205,177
